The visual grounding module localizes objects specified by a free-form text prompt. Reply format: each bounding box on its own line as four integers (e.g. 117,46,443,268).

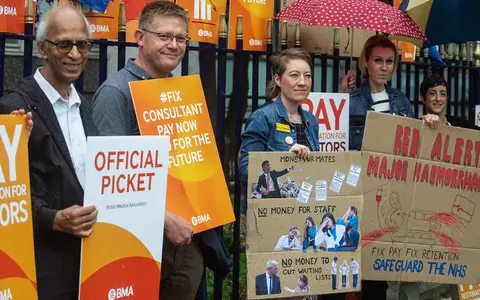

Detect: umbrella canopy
400,0,480,45
275,0,426,41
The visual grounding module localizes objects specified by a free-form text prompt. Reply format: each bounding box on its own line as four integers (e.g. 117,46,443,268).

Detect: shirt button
356,130,360,134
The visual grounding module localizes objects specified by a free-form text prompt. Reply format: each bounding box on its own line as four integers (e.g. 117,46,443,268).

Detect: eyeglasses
141,28,190,45
44,39,93,54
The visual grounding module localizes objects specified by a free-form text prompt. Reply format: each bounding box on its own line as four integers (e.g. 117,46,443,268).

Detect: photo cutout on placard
250,159,299,199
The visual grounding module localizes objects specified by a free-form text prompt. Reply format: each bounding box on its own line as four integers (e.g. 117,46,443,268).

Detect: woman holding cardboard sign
239,48,320,183
343,34,440,151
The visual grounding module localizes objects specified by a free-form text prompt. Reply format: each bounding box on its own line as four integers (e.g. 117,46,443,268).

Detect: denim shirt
349,81,414,151
239,99,320,183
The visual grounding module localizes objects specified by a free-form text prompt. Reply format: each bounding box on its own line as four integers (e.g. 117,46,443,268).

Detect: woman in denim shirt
239,48,319,183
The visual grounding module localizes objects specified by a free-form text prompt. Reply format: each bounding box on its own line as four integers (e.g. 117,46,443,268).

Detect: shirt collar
33,68,80,107
125,59,173,80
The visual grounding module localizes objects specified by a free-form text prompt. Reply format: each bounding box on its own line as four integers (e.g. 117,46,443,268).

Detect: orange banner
0,0,26,34
228,0,274,51
130,75,235,233
60,0,147,41
0,115,37,299
177,0,226,44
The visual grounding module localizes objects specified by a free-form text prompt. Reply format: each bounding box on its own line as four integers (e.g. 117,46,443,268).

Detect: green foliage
206,219,247,299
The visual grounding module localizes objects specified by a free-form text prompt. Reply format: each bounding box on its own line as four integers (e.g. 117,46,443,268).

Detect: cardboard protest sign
177,0,227,44
458,284,480,300
361,112,480,284
129,75,235,233
247,152,363,298
0,0,26,34
79,136,169,299
0,116,37,299
280,0,374,56
301,93,349,152
228,0,274,51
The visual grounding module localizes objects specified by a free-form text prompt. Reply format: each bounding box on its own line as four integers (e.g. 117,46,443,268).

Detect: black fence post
232,15,245,300
213,14,228,300
181,47,189,76
413,51,420,117
117,2,126,70
23,0,34,78
98,41,108,85
265,20,273,97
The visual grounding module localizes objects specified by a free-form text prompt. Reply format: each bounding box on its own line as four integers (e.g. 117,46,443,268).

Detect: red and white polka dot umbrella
275,0,426,41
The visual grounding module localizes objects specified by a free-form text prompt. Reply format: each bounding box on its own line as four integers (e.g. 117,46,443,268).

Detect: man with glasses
0,5,98,300
92,1,210,299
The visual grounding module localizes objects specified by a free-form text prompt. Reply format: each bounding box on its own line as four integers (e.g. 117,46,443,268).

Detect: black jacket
447,115,480,130
0,76,98,298
255,273,282,295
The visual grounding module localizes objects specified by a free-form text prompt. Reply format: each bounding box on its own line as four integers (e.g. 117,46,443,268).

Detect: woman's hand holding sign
289,143,310,160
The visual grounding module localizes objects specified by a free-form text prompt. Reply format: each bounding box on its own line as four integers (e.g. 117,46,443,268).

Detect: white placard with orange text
301,93,349,152
79,136,169,299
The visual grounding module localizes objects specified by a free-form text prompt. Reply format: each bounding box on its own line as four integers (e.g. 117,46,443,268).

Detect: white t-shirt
371,90,390,113
351,260,359,274
275,235,302,250
331,261,337,275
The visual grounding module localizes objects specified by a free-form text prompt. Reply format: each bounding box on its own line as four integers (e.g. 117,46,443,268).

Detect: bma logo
249,39,263,46
193,0,212,21
0,288,12,300
191,213,211,226
89,24,109,33
197,29,213,37
0,6,17,16
107,286,134,300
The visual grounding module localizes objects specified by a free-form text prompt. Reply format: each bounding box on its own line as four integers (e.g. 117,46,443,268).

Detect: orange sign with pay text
0,115,37,299
129,75,235,233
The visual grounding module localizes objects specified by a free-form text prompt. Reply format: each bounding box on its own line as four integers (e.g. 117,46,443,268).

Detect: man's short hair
36,6,91,43
420,74,448,99
138,1,189,30
346,225,353,231
290,225,298,231
262,160,270,168
266,260,278,269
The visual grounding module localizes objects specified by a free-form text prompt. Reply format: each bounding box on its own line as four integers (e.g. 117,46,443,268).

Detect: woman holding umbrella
345,34,439,152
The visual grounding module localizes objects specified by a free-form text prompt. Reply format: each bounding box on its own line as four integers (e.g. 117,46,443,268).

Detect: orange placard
0,0,26,34
228,0,274,51
177,0,226,44
129,75,235,233
458,285,480,300
0,115,37,299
